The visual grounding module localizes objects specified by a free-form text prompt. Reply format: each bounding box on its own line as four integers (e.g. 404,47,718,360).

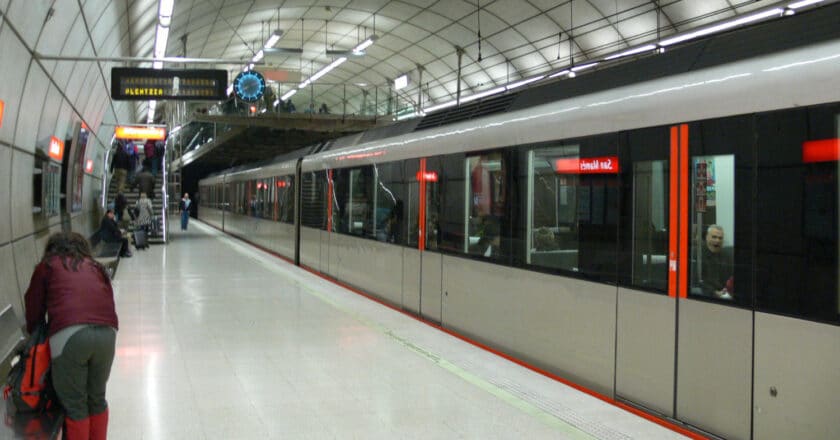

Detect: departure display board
111,68,228,100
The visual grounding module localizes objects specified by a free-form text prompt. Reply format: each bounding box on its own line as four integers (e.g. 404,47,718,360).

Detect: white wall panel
0,145,11,244
37,85,64,142
0,244,24,320
10,150,35,239
15,65,50,151
54,102,75,146
5,0,50,49
66,61,95,107
11,235,38,298
0,27,31,144
34,0,81,73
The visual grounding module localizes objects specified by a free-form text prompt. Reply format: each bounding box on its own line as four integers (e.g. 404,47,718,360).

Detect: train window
527,145,580,271
277,176,294,224
755,105,839,323
251,178,272,219
373,162,407,245
631,160,669,291
423,157,442,251
689,155,735,300
465,152,506,259
332,167,374,237
301,171,327,229
526,135,620,281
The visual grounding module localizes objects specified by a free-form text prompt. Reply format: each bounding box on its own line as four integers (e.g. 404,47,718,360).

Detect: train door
419,157,443,324
674,118,755,440
402,159,421,314
615,127,676,417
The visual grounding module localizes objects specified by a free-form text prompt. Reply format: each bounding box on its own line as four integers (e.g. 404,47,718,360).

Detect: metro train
199,38,840,439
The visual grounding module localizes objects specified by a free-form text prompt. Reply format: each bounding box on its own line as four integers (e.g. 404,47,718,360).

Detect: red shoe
89,409,109,440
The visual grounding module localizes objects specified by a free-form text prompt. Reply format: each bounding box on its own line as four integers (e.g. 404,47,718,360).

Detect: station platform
106,220,691,439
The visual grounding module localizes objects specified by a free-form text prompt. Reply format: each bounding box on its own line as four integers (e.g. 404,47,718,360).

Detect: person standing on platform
24,232,119,440
134,166,155,200
134,192,154,234
113,192,127,224
109,146,131,194
179,193,191,231
144,140,157,176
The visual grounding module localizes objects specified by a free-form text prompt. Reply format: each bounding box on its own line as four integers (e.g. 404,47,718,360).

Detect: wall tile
0,244,24,322
5,0,50,49
10,149,34,239
0,144,10,244
15,64,50,152
0,27,31,144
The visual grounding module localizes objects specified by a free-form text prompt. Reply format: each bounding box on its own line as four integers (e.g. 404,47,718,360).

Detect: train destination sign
554,156,620,174
111,68,227,100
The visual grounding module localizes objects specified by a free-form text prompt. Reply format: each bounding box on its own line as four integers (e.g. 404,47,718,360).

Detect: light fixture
252,50,264,63
571,62,599,72
422,100,457,113
159,0,174,26
548,69,570,79
659,8,783,47
604,44,657,61
394,74,408,90
352,35,378,55
506,75,545,90
281,89,297,100
298,57,347,89
788,0,824,8
264,30,283,48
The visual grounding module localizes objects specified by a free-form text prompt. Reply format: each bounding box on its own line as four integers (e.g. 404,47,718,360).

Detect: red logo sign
802,139,839,163
554,156,619,174
0,100,4,128
48,136,65,161
85,159,94,173
415,171,438,182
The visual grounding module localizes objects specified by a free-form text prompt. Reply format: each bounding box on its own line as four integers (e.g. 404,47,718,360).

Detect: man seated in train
697,225,733,300
478,218,502,259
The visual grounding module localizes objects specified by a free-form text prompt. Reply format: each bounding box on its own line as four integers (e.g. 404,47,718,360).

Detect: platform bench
88,232,122,279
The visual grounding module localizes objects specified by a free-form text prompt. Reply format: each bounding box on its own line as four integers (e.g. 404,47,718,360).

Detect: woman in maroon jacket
25,232,119,440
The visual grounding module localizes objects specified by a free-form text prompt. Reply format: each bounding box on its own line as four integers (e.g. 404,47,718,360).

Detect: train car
200,38,840,440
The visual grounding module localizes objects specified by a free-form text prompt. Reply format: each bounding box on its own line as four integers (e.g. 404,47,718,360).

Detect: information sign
111,68,227,100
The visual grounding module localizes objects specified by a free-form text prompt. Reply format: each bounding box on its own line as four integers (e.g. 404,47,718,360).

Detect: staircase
108,172,166,244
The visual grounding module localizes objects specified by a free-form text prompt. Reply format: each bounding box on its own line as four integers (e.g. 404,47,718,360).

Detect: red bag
3,323,56,414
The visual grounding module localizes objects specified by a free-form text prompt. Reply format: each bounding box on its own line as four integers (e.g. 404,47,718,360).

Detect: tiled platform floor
107,220,689,439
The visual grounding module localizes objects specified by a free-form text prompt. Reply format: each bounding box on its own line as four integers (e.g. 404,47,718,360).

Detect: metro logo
48,136,65,161
554,156,619,174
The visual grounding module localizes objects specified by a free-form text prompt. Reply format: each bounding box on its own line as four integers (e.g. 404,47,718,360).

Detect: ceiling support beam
33,52,258,65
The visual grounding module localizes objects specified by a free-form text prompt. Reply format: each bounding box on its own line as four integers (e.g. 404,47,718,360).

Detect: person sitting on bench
99,209,131,258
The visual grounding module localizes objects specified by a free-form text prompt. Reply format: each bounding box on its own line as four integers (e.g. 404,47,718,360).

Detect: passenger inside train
697,225,734,300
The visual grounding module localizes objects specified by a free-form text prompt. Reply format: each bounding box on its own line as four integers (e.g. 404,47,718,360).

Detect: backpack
3,323,57,414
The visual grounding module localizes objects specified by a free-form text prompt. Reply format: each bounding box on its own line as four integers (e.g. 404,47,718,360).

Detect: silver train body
200,39,840,439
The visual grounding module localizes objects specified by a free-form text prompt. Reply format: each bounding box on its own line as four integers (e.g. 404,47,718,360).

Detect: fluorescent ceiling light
226,84,233,95
548,69,570,79
298,57,347,88
159,0,174,18
571,62,599,72
169,125,182,134
352,35,378,55
422,100,457,113
659,8,783,46
605,44,657,61
394,74,408,90
252,50,264,62
281,89,297,100
264,30,283,48
460,86,506,103
788,0,824,8
153,61,163,69
154,24,169,59
506,75,545,90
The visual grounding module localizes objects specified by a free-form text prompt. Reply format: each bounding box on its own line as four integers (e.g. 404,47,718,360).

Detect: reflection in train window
465,152,506,258
690,155,735,301
632,160,668,291
373,162,406,244
276,176,295,224
301,171,327,229
527,145,580,271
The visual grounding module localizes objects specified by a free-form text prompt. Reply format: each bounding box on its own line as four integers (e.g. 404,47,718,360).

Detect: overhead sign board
115,125,166,140
111,68,228,100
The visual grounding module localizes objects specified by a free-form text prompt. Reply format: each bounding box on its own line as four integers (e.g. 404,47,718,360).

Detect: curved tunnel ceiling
125,0,798,121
